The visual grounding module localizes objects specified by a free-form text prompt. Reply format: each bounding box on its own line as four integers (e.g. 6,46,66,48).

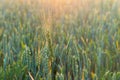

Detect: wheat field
0,0,120,80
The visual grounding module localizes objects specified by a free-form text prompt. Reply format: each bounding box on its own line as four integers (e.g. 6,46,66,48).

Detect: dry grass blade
28,72,34,80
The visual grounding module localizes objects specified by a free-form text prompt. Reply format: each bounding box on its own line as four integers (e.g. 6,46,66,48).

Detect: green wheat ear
46,31,54,61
